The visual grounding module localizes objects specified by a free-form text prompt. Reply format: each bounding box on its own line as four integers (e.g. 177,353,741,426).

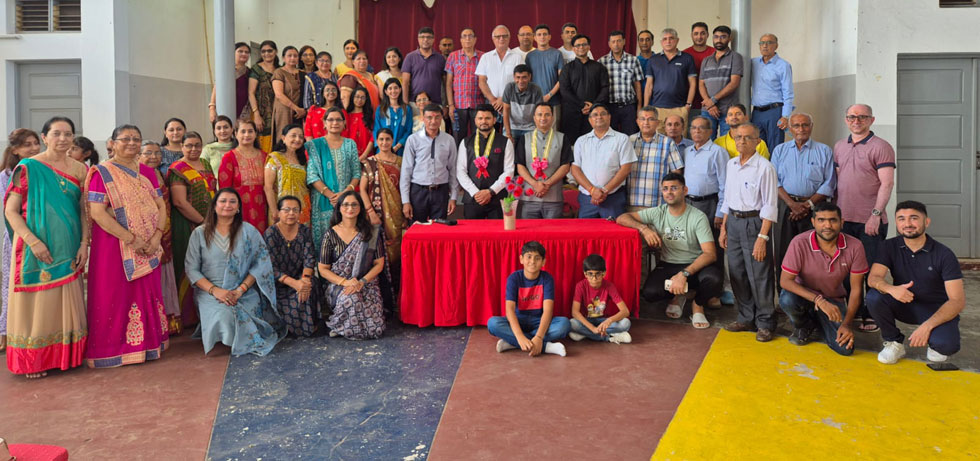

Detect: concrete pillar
731,0,751,108
214,0,235,120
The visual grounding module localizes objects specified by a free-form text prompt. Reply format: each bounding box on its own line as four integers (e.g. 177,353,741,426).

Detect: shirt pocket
806,165,824,187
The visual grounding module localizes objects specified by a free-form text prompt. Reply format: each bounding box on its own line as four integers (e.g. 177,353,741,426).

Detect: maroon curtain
358,0,637,70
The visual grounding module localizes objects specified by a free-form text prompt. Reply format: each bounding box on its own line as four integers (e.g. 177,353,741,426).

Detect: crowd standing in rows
0,21,964,375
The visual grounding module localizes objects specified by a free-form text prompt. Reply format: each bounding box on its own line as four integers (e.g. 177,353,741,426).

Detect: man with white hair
476,25,525,134
750,33,795,151
643,28,697,133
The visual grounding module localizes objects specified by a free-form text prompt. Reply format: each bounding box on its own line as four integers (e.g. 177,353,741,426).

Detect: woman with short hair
264,196,317,337
140,139,182,334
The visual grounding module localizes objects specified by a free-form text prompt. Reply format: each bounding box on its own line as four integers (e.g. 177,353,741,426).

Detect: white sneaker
877,340,906,364
608,332,632,344
544,342,566,357
926,347,949,363
568,332,585,341
496,339,516,353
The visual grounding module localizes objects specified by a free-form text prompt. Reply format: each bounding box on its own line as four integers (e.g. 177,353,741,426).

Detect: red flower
514,187,523,197
507,183,517,193
505,176,513,184
516,176,525,185
525,187,534,196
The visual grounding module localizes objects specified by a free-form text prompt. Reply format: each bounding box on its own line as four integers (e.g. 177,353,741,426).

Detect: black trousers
561,109,591,144
610,103,639,135
409,183,449,223
462,191,505,219
453,108,478,145
686,196,725,277
643,262,723,306
775,200,813,270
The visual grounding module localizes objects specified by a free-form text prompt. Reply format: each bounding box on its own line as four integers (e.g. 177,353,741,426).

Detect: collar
758,53,781,64
899,235,935,253
634,132,664,144
712,48,732,60
535,128,554,138
809,231,847,252
586,128,618,140
605,51,632,62
795,138,813,151
657,50,681,60
847,130,875,145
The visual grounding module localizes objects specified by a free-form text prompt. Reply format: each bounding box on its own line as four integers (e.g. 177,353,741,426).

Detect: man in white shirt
718,123,779,342
570,105,636,218
558,22,594,63
456,104,515,218
476,25,525,122
511,25,535,59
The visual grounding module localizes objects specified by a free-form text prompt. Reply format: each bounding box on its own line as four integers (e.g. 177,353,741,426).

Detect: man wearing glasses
559,34,609,142
445,28,485,143
770,113,834,270
719,123,779,342
403,27,447,106
570,105,634,218
832,103,895,333
750,34,795,151
683,116,729,308
617,172,722,329
476,25,525,134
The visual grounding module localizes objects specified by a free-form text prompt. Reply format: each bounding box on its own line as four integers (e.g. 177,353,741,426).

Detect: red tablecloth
400,219,641,327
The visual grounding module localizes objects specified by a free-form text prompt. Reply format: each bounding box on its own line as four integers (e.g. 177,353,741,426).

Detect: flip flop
859,317,880,333
691,312,710,329
666,303,683,319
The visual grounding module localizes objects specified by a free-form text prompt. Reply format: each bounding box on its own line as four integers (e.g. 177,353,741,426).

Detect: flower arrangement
502,176,534,215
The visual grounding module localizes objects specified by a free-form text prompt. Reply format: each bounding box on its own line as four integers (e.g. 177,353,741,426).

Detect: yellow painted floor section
652,330,980,460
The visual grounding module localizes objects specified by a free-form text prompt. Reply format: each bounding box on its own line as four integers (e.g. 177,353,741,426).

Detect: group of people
0,20,966,377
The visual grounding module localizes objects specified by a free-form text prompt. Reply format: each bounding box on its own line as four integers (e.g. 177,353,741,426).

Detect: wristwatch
871,208,882,216
757,234,770,241
806,199,814,209
681,270,691,277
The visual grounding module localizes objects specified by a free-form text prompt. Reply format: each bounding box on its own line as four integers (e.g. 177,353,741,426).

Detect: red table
400,219,641,327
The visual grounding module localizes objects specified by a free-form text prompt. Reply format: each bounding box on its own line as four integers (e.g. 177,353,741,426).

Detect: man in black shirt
559,34,609,143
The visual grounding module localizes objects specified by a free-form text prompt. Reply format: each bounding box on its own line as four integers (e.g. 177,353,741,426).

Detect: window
15,0,81,32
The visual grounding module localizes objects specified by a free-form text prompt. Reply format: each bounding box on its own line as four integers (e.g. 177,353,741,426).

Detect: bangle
346,184,355,191
813,294,823,304
359,278,368,285
239,283,248,292
209,286,216,296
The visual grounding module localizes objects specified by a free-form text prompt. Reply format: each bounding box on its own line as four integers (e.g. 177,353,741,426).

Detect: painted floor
2,273,979,460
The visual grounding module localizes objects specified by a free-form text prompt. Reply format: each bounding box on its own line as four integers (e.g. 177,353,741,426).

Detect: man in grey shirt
698,25,743,139
401,104,459,223
502,64,544,141
515,103,573,219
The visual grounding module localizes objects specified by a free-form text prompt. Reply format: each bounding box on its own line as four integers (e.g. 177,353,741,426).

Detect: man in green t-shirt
617,172,722,328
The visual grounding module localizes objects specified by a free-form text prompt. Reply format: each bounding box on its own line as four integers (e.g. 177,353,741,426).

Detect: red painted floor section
427,320,718,461
0,335,228,460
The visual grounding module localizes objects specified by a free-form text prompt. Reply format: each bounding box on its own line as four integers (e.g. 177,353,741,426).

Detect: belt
686,193,718,202
730,209,760,218
611,101,637,107
789,194,809,202
753,102,784,112
414,183,447,190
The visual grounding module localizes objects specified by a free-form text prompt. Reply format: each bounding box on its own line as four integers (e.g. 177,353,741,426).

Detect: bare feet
25,371,48,379
0,334,6,353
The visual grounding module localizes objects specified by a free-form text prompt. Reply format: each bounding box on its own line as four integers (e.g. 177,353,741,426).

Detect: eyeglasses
732,135,759,141
339,202,360,209
141,151,162,157
845,115,872,121
661,185,682,192
492,35,510,40
280,207,301,213
183,143,203,149
690,125,710,130
573,43,589,48
758,40,777,45
790,123,812,129
325,118,345,123
584,271,605,279
115,137,142,144
260,49,275,54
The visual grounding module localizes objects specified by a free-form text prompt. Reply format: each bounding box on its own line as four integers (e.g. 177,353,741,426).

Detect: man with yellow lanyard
715,104,770,159
456,104,515,218
514,103,573,218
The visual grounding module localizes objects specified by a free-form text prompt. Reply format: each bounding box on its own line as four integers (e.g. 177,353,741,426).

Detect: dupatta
307,137,341,216
221,224,284,336
4,158,82,291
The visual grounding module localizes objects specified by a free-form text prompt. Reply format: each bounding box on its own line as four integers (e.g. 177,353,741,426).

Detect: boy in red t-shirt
487,241,571,357
569,254,632,343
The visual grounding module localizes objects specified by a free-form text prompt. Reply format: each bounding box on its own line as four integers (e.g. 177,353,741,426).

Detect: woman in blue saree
184,187,285,356
305,106,361,247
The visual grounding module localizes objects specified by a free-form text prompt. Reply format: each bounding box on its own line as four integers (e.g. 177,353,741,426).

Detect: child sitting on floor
569,254,632,344
487,241,571,357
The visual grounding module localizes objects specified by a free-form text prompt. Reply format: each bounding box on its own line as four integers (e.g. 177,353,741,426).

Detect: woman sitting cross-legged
318,190,386,339
184,187,286,356
263,195,318,337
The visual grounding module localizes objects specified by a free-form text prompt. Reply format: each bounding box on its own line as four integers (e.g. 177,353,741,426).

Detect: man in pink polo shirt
779,202,868,355
833,103,895,333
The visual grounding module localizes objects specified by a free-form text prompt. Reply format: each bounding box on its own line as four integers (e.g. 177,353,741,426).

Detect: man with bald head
750,33,795,152
770,113,835,269
719,123,779,342
664,114,692,152
512,25,535,59
476,25,525,135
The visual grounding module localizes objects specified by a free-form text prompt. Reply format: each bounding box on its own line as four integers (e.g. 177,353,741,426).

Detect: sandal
666,303,683,319
691,312,710,329
859,317,880,333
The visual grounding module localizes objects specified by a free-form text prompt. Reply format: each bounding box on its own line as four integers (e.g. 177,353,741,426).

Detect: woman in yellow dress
264,123,311,226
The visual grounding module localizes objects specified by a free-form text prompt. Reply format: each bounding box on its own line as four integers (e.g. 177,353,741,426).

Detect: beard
900,228,924,239
816,229,839,243
714,42,728,51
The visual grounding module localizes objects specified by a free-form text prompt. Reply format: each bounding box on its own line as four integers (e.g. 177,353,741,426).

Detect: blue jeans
866,289,961,355
750,107,785,150
570,317,631,341
487,312,570,347
511,129,530,140
779,290,853,356
702,111,730,140
578,187,627,219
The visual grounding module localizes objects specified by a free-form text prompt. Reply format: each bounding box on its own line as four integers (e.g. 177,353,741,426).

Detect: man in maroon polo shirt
833,103,895,333
779,202,868,355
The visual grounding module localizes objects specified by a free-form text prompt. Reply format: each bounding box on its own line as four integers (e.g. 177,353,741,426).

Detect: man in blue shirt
525,24,565,123
643,28,697,134
684,116,729,307
866,201,965,365
770,113,835,268
750,34,794,152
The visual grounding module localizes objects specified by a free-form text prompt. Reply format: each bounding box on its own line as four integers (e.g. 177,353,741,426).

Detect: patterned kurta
219,149,269,233
264,224,317,336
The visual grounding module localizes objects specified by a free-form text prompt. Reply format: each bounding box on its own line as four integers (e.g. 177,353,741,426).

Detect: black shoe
756,328,774,342
789,325,815,346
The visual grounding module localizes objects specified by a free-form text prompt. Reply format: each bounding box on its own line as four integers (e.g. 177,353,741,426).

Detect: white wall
235,0,357,69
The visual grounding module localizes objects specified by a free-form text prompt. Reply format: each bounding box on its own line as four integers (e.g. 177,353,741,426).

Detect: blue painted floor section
206,324,471,460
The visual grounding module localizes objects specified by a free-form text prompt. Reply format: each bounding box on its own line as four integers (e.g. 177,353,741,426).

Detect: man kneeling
487,241,571,356
568,254,632,343
617,172,722,328
779,202,868,355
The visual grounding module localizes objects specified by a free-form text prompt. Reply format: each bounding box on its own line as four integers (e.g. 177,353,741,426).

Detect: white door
17,61,83,134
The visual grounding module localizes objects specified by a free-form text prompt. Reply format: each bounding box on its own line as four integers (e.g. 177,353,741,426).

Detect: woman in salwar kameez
4,117,90,378
318,190,385,339
264,124,311,226
305,106,361,247
219,119,269,233
84,124,169,368
264,196,317,337
185,188,285,356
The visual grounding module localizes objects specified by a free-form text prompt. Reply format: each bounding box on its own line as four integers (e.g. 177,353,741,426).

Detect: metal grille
15,0,82,32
